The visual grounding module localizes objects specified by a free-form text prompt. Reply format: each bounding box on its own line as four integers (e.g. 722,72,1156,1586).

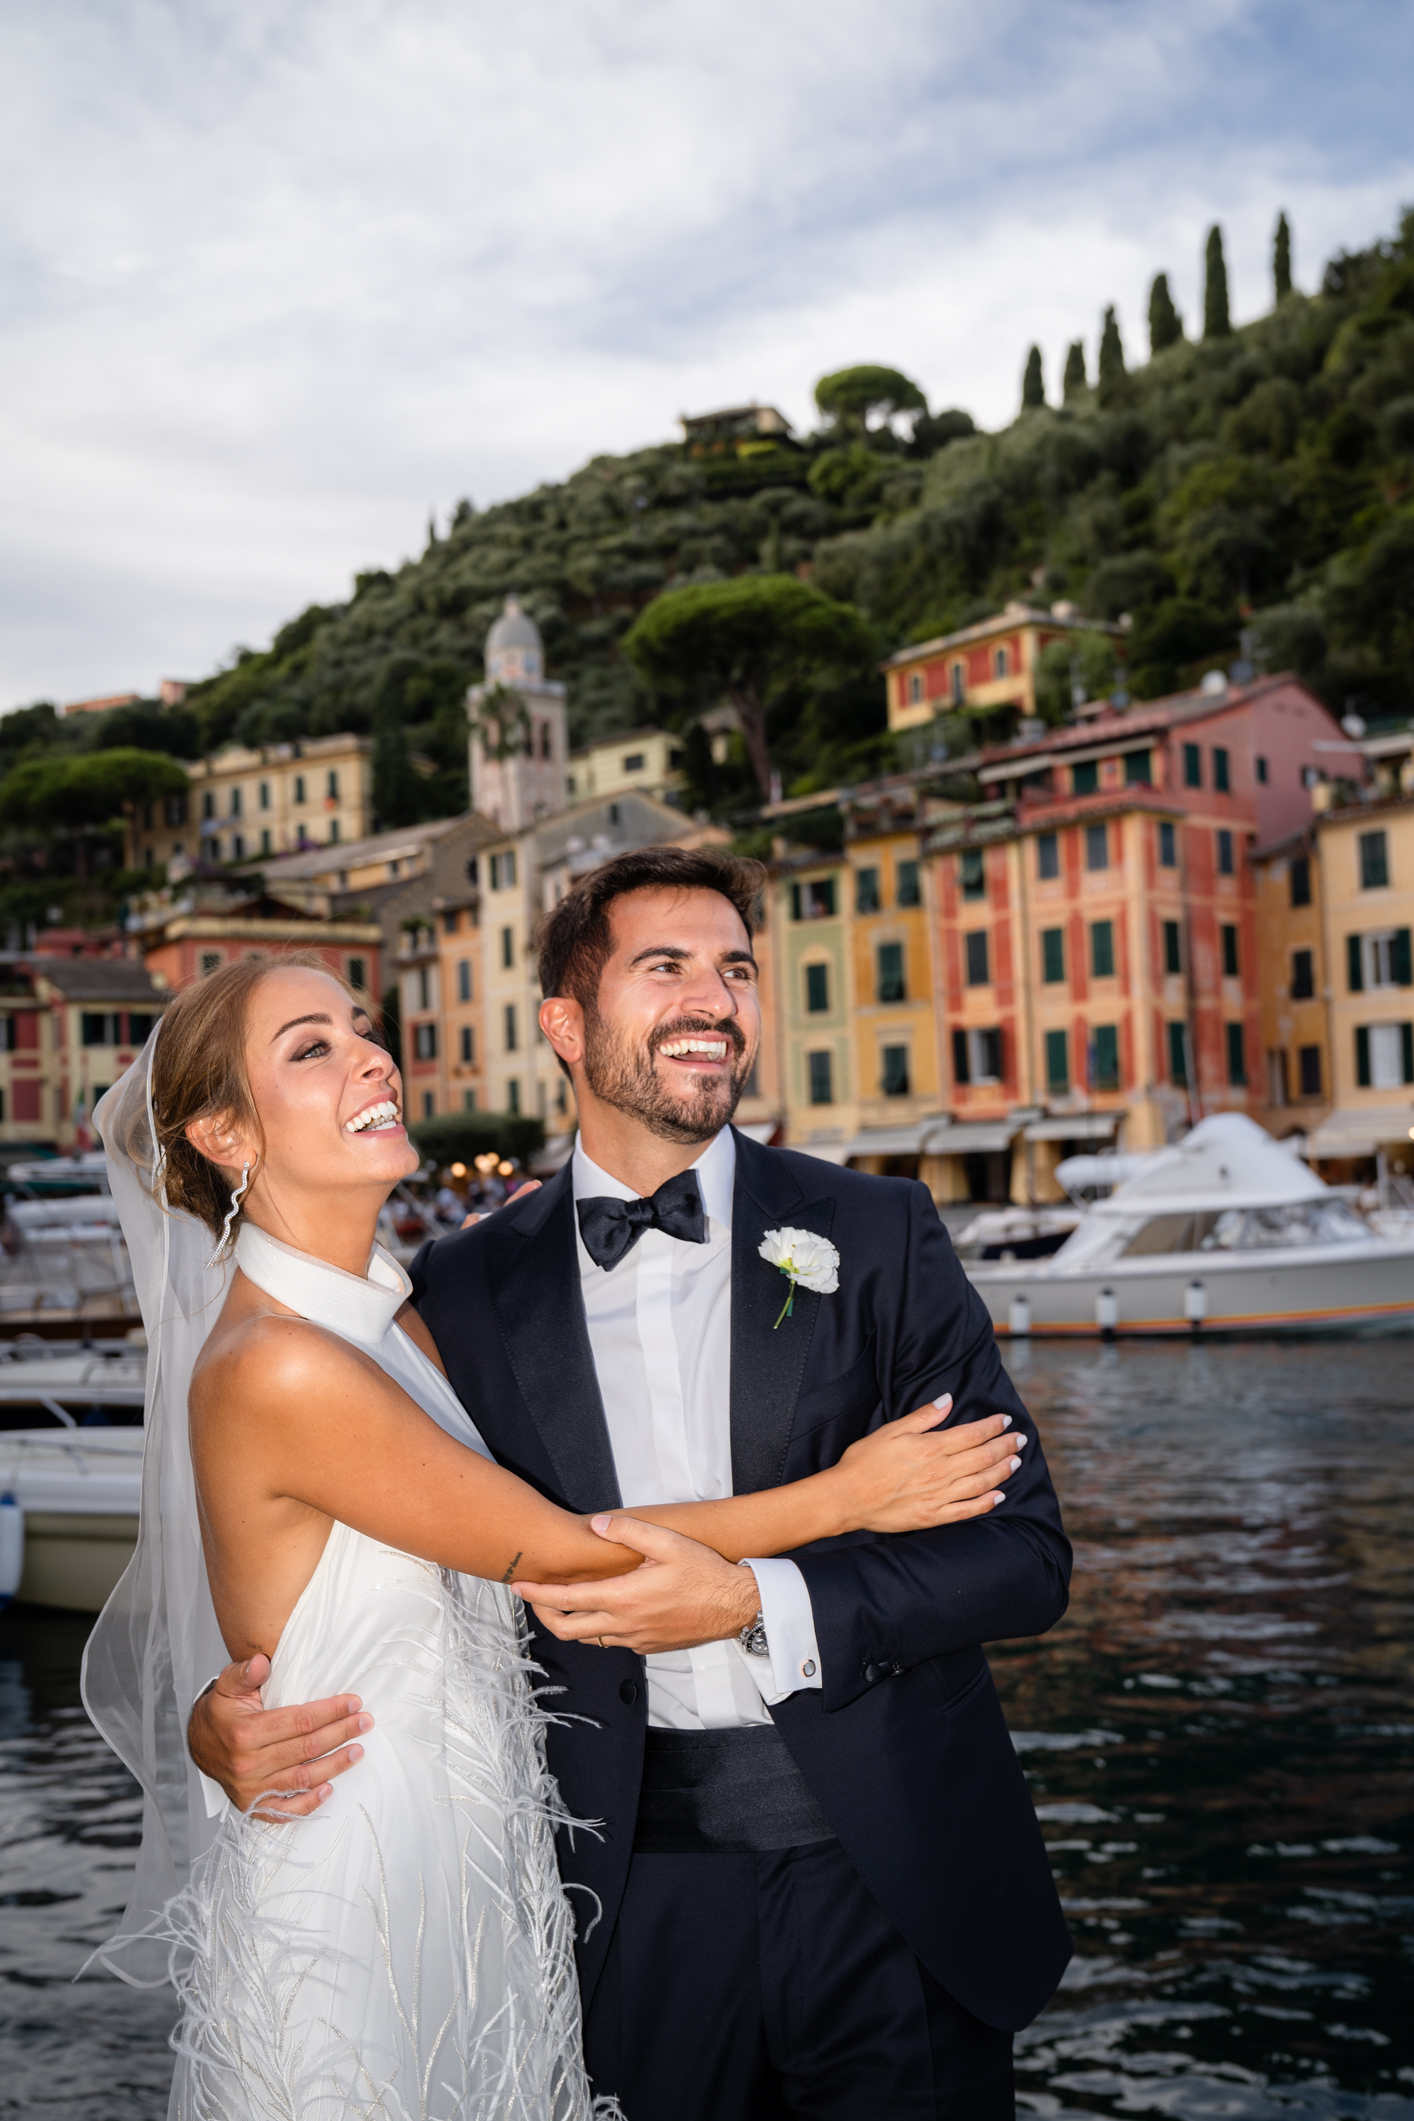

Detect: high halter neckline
234,1220,412,1347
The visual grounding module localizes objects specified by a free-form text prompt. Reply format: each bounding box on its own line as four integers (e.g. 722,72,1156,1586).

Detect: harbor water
1,1339,1411,2116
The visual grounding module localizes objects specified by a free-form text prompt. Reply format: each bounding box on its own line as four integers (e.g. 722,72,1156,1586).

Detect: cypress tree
1204,224,1231,338
371,668,423,828
1062,340,1087,399
1274,211,1293,302
1021,345,1045,410
1148,272,1183,353
1097,306,1126,404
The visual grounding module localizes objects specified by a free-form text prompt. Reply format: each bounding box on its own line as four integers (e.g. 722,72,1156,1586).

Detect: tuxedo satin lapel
486,1168,622,1513
730,1134,836,1495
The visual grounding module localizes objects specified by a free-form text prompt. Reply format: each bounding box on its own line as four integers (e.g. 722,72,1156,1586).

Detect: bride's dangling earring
208,1161,251,1269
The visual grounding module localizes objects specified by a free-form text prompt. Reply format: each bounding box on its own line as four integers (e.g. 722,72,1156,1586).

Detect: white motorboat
968,1114,1414,1339
0,1427,142,1613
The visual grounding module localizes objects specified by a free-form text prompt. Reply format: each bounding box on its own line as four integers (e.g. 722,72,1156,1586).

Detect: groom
191,844,1072,2116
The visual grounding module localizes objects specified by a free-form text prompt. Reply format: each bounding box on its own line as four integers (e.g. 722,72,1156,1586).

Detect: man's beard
580,1005,752,1145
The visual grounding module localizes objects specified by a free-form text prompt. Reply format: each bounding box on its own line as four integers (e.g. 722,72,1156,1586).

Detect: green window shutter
1356,1026,1371,1087
1044,1028,1069,1091
1347,933,1363,993
1393,929,1413,987
1403,1023,1414,1085
1041,929,1065,983
951,1027,970,1084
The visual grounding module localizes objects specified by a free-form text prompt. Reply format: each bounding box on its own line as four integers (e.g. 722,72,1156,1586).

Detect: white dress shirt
572,1128,824,1728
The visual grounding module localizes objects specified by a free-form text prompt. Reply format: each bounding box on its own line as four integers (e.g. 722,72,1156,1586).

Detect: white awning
922,1120,1020,1155
735,1120,783,1145
792,1138,853,1164
843,1124,931,1158
1024,1112,1122,1144
1307,1105,1414,1158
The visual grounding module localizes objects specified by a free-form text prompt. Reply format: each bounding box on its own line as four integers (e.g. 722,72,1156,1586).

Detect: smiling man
189,844,1073,2118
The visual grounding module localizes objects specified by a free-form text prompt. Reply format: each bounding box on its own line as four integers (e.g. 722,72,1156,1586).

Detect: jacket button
863,1661,882,1684
619,1679,639,1705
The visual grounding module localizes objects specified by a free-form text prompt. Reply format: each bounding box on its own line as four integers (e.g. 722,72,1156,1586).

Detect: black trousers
581,1838,1015,2121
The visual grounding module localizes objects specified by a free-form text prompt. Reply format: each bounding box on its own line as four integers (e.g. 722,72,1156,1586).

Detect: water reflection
0,1341,1410,2114
1002,1340,1414,2117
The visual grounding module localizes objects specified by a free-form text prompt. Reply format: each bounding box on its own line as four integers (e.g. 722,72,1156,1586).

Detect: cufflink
801,1659,817,1679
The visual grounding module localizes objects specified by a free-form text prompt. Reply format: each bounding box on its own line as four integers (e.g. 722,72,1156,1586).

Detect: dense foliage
4,205,1412,918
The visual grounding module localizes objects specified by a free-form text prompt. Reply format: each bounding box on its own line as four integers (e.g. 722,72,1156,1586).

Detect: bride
83,956,1021,2120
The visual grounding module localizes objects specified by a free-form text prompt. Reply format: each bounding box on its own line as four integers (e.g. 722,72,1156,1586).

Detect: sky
2,0,1413,712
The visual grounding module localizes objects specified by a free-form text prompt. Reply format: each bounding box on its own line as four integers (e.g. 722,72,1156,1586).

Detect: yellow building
882,601,1124,736
1256,791,1414,1179
129,734,375,870
0,957,166,1149
433,893,485,1118
566,727,685,807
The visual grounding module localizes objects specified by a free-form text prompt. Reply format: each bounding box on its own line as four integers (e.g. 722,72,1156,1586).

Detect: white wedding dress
158,1223,602,2121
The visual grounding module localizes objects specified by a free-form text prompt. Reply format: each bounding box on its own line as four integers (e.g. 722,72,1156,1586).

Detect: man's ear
539,996,584,1073
185,1112,253,1174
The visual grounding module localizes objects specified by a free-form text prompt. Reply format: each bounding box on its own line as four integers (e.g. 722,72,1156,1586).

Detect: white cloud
1,0,1411,707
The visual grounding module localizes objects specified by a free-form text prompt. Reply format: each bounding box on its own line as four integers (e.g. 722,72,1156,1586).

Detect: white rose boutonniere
758,1226,840,1329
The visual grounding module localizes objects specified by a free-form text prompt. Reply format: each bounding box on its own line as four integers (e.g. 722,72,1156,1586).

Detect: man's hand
187,1656,373,1821
513,1518,759,1655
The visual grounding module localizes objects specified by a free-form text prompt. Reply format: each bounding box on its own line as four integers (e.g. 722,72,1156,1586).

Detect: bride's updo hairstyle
144,953,356,1237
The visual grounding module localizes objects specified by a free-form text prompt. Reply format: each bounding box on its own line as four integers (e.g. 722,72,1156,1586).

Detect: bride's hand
831,1398,1024,1533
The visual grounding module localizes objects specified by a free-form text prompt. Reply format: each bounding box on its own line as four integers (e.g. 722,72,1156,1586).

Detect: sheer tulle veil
81,1026,235,1985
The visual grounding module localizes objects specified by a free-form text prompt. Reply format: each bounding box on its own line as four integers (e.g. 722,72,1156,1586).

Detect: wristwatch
737,1562,768,1657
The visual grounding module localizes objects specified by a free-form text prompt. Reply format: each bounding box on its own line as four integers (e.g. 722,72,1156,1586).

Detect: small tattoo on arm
500,1551,523,1583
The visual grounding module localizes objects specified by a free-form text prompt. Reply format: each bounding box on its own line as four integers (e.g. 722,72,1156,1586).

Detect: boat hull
969,1242,1414,1338
17,1510,137,1611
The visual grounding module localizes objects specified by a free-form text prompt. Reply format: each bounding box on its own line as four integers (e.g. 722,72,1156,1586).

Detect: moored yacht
967,1114,1414,1338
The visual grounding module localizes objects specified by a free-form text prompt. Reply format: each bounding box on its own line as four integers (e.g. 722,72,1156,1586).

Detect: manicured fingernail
933,1394,952,1410
1017,1434,1030,1447
316,1784,332,1803
1010,1456,1021,1472
590,1513,612,1534
357,1714,373,1732
1001,1414,1013,1428
992,1493,1005,1504
349,1744,364,1763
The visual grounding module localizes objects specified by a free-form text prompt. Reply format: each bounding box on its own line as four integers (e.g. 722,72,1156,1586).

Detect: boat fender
0,1491,23,1607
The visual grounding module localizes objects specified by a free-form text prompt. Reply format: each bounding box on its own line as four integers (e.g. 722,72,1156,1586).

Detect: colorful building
882,600,1125,736
128,734,376,871
127,888,382,1002
566,727,685,807
0,957,166,1148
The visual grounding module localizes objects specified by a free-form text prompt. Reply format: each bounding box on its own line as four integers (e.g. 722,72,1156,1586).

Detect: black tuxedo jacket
411,1129,1073,2031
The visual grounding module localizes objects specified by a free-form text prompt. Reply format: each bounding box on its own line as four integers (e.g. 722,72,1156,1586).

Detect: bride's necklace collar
234,1219,411,1347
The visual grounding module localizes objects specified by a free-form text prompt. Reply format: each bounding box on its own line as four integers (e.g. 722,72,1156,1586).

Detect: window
1159,819,1177,868
790,878,836,921
950,661,964,705
200,951,222,975
1183,743,1202,789
1163,920,1182,975
501,925,514,970
953,1027,1002,1083
230,786,242,818
460,1025,475,1065
607,804,620,825
994,645,1009,678
1213,746,1230,794
1168,1021,1188,1086
413,1022,438,1061
259,780,271,810
1044,1028,1069,1093
1090,920,1115,978
466,856,479,887
882,1045,910,1096
963,932,989,987
231,834,245,860
1347,932,1363,993
464,1088,478,1112
1037,832,1059,880
490,850,517,889
260,828,271,855
504,1004,518,1053
855,867,880,913
877,941,907,1002
440,911,457,936
805,963,830,1013
1291,948,1314,1000
960,849,985,900
1359,830,1389,890
808,1050,834,1104
457,959,472,1003
1256,756,1269,784
907,672,923,704
1072,760,1098,796
1221,923,1239,978
165,793,187,826
81,1012,118,1046
896,859,921,908
1357,928,1413,989
507,1079,521,1115
1302,764,1319,789
1225,1021,1247,1086
127,1013,154,1045
347,957,366,992
1216,828,1234,876
327,819,339,844
294,775,306,804
1123,749,1152,786
1298,1044,1322,1097
1358,1020,1411,1087
1290,855,1311,906
1085,822,1109,871
623,753,645,773
1091,1024,1120,1091
422,1091,435,1118
202,790,216,820
1041,928,1065,983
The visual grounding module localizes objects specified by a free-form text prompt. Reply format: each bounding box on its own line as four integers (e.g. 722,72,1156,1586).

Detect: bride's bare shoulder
190,1288,368,1426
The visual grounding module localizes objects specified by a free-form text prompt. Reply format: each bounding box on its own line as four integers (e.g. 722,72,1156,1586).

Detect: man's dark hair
537,844,765,1005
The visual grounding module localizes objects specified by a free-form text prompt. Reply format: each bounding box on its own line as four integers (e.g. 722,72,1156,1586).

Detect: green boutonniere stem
773,1282,795,1330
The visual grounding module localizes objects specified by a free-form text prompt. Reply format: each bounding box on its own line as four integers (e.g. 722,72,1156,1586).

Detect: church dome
486,594,543,680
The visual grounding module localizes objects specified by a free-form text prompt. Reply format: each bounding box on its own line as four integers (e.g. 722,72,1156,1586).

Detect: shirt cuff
741,1558,823,1701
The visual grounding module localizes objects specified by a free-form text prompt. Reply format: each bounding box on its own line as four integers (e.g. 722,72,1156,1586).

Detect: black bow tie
576,1172,708,1271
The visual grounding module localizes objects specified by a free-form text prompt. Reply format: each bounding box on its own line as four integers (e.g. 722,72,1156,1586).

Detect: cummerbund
633,1723,837,1856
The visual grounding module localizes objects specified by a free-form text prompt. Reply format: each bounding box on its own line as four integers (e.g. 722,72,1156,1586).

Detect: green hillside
4,207,1413,926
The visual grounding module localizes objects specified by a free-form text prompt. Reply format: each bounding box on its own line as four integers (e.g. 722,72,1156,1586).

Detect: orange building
0,957,166,1147
128,889,382,1002
882,601,1124,734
